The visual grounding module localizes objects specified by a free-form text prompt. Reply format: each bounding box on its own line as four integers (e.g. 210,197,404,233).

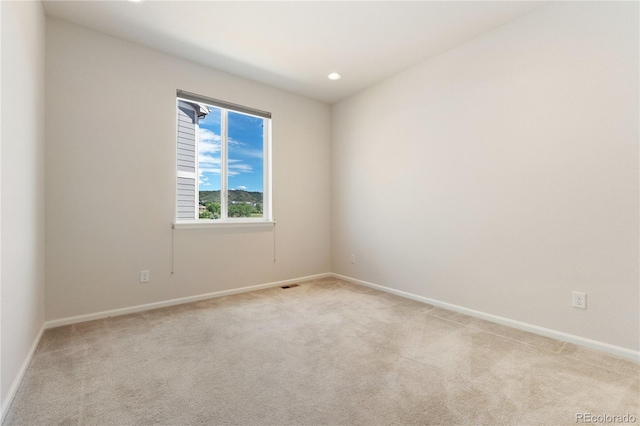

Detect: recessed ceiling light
129,0,143,3
328,72,342,81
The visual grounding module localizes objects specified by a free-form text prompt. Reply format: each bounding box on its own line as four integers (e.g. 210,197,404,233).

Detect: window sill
173,220,275,231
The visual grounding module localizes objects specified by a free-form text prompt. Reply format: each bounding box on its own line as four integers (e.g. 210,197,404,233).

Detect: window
176,90,272,225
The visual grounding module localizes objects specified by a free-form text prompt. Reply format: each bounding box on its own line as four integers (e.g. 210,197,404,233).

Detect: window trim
174,90,273,227
176,90,271,119
173,220,275,231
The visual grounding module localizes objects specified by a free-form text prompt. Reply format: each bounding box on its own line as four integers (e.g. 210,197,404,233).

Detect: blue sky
198,107,264,193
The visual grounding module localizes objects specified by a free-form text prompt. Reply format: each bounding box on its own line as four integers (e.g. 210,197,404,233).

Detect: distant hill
200,190,263,204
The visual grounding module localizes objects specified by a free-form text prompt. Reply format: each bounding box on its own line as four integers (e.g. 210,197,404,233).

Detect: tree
199,210,213,219
206,202,221,216
228,203,253,217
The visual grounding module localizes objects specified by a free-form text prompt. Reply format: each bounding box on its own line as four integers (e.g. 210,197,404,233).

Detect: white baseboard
332,273,640,362
45,273,332,329
1,324,45,422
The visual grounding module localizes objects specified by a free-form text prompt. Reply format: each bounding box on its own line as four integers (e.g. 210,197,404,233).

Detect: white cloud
197,130,254,177
227,159,253,176
228,137,242,148
228,137,263,159
236,186,247,190
235,148,263,159
199,128,221,155
198,153,221,175
199,128,221,144
198,154,220,165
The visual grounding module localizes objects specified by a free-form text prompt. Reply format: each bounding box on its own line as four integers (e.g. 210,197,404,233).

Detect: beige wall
331,2,639,351
1,0,46,412
45,18,331,320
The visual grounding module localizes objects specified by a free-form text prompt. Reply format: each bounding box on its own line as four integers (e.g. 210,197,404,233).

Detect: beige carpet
4,278,639,425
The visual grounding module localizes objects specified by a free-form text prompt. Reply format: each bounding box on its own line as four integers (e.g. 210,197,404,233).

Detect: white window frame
174,90,274,230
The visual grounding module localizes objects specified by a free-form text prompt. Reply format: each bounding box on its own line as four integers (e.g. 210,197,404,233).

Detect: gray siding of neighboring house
177,177,196,220
177,102,197,173
177,101,197,220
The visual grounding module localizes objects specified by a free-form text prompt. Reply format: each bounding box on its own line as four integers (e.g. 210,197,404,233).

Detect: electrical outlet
350,254,356,264
572,291,586,309
140,270,150,283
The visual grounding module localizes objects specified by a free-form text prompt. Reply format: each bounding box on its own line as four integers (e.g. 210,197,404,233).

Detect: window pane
198,106,222,219
227,111,264,218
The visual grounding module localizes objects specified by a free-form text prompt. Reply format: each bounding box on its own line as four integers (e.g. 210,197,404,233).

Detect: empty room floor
4,278,639,425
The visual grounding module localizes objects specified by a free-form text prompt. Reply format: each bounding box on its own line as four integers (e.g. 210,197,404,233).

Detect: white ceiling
42,1,547,104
